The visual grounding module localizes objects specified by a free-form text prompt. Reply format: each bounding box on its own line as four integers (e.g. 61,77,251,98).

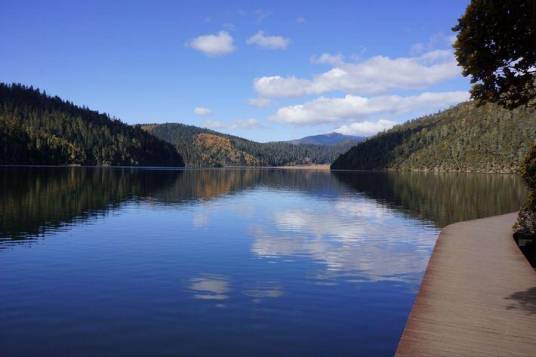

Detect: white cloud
234,118,261,129
194,106,211,116
203,118,261,130
296,16,306,24
188,31,235,56
335,119,397,136
410,32,456,55
248,97,271,107
271,91,469,125
310,53,345,66
202,120,226,129
254,50,460,98
255,76,311,97
247,31,290,50
255,9,271,23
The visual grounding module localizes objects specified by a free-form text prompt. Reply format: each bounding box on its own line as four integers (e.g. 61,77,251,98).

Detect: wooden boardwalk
396,213,536,356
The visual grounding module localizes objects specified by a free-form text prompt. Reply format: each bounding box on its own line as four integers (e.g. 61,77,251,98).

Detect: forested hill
0,83,183,166
141,123,356,167
331,102,536,173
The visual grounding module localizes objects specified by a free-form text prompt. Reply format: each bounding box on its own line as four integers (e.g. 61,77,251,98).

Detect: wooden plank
396,213,536,357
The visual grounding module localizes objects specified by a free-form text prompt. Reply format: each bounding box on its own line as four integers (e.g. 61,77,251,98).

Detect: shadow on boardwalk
506,287,536,315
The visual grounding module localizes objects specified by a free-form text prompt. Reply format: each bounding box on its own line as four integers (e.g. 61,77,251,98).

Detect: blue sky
0,0,471,142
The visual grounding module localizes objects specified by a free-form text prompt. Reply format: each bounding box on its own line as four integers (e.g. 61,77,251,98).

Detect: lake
0,167,527,356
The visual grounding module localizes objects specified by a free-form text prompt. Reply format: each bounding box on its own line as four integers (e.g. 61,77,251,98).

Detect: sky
0,0,471,142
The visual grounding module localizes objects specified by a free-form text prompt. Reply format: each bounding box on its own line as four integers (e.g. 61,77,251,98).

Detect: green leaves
522,145,536,190
453,0,536,109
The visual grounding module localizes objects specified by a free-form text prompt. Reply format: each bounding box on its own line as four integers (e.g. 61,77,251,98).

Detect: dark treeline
142,122,356,167
0,83,184,166
332,102,536,173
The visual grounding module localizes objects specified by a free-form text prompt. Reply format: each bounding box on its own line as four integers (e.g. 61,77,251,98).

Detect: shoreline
263,164,330,170
330,167,522,174
0,164,331,170
0,164,521,174
396,212,536,356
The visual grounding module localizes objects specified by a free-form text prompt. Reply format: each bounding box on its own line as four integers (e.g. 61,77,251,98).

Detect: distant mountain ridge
287,133,365,146
141,123,357,167
331,101,536,173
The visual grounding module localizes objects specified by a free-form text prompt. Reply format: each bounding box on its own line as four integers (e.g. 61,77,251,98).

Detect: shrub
515,144,536,239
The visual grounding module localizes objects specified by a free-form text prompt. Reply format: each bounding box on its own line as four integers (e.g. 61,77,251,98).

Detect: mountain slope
141,123,356,167
288,133,364,146
0,83,184,166
331,102,536,173
1,121,82,165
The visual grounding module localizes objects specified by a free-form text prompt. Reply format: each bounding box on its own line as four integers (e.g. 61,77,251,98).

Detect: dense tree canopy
331,102,536,173
453,0,536,108
0,83,184,166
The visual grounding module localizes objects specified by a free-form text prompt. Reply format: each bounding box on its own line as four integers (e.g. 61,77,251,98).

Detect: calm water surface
0,168,527,356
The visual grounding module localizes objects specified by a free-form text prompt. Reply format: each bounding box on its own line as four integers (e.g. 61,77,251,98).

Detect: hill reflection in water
0,167,526,241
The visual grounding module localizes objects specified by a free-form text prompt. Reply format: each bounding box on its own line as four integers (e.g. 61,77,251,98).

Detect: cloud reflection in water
251,197,437,283
189,275,230,300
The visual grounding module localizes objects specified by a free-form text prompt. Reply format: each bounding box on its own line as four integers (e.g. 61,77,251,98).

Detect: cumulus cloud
203,118,261,130
188,31,235,56
248,97,271,107
255,76,311,98
410,32,456,55
335,119,397,136
310,53,345,66
254,50,460,98
247,31,290,50
194,106,211,116
271,91,469,125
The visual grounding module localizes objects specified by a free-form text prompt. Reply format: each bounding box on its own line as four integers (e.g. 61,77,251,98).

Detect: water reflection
188,275,285,303
251,197,435,283
0,167,179,240
189,275,230,300
243,283,284,301
0,167,527,242
0,167,529,357
334,170,527,227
